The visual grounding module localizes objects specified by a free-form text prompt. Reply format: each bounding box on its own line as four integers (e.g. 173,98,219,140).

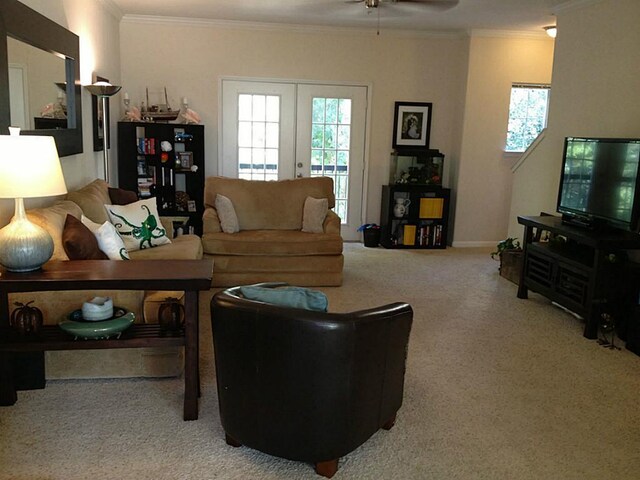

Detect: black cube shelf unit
117,122,204,235
380,185,450,249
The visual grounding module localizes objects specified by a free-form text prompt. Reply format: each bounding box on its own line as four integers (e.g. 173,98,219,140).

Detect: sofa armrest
324,210,341,235
203,207,222,234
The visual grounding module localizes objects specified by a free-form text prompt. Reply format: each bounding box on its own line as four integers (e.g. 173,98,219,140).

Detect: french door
220,79,368,240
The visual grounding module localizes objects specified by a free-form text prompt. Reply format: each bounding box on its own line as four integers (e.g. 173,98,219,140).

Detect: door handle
297,162,303,168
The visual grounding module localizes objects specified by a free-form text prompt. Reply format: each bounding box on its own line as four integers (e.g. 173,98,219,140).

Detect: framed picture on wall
392,101,432,150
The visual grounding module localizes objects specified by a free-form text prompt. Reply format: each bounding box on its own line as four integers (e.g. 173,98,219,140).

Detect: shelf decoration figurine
10,301,43,336
121,92,141,122
158,297,185,334
0,130,67,272
393,198,411,218
176,98,202,124
142,87,179,122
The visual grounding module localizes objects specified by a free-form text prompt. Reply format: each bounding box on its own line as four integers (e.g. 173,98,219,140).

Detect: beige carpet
1,244,639,479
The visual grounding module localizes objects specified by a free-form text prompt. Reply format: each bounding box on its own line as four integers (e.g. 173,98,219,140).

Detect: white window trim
505,83,551,154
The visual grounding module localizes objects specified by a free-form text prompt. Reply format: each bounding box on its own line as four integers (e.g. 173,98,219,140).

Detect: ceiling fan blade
386,0,459,10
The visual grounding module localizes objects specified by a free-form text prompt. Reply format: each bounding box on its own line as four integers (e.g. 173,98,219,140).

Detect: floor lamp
85,82,122,185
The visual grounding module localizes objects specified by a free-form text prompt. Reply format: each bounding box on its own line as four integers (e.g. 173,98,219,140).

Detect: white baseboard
451,241,497,248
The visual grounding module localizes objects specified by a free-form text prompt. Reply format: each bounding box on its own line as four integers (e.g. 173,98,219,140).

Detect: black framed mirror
0,0,82,157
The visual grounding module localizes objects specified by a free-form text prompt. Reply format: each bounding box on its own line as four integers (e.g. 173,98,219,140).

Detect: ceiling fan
346,0,459,34
350,0,459,11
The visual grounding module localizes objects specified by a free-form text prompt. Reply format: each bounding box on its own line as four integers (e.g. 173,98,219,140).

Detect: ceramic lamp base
0,199,53,272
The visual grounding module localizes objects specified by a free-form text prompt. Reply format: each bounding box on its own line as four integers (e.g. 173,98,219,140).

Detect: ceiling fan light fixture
544,25,557,38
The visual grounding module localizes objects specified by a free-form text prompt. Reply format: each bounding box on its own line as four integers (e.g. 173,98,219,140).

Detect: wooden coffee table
0,259,213,421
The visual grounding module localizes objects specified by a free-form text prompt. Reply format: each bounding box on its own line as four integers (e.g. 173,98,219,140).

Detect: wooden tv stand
517,215,640,339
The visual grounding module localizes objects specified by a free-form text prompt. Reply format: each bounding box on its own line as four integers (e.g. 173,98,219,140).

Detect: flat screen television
557,137,640,232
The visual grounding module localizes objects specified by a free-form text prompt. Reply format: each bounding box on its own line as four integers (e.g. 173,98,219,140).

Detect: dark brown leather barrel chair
210,285,413,478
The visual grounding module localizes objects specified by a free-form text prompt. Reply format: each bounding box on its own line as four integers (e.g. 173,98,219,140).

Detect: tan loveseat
10,179,203,379
202,176,343,287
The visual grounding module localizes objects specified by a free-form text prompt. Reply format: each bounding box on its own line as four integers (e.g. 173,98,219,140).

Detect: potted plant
491,237,522,284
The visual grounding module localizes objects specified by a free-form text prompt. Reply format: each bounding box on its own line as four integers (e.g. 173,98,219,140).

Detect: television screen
557,137,640,230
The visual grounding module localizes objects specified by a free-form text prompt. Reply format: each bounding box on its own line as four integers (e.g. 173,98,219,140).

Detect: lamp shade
0,135,67,199
85,81,122,97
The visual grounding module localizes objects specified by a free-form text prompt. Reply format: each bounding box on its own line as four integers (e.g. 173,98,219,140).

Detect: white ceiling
108,0,570,34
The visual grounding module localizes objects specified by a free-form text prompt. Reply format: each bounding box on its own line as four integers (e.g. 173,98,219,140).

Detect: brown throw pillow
62,214,108,260
108,187,138,205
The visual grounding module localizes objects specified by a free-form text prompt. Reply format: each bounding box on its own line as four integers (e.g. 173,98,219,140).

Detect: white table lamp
0,133,67,271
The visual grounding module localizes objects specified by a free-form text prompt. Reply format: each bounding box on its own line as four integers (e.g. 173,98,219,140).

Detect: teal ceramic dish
59,307,135,340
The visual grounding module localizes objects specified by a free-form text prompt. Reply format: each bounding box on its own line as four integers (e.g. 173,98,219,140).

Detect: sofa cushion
108,187,138,205
215,194,240,233
105,198,171,252
65,179,111,224
26,200,83,261
128,234,203,260
211,254,343,274
302,197,328,233
202,230,342,256
62,214,108,260
204,176,335,231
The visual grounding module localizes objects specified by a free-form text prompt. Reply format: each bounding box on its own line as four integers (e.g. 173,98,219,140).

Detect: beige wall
454,34,554,246
0,3,557,245
508,0,640,238
0,0,121,227
120,21,469,227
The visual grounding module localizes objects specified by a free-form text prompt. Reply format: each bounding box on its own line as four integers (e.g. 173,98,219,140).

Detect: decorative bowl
59,307,135,340
81,296,114,321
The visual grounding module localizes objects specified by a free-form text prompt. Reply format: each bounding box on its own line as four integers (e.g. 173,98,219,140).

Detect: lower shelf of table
0,325,185,352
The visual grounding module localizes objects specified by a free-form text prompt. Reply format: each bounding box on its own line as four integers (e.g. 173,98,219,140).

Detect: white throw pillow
302,197,328,233
94,221,130,260
105,197,171,252
81,215,129,260
81,215,101,233
215,194,240,234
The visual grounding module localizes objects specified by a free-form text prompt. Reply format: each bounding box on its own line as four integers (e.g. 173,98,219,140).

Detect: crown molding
120,14,465,39
96,0,124,21
469,29,550,40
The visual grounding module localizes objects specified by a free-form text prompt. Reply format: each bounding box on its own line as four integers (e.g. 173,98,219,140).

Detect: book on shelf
137,177,154,197
434,224,443,246
136,137,156,155
137,156,147,175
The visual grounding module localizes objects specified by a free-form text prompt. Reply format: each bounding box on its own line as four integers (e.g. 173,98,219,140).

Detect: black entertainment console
517,215,640,341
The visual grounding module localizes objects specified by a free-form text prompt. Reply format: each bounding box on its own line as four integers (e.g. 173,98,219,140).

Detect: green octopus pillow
105,197,171,252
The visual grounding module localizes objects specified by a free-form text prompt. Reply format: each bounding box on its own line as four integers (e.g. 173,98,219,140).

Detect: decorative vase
158,297,185,334
393,198,411,218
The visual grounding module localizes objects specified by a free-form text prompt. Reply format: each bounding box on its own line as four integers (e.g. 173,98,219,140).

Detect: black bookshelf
117,122,204,235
